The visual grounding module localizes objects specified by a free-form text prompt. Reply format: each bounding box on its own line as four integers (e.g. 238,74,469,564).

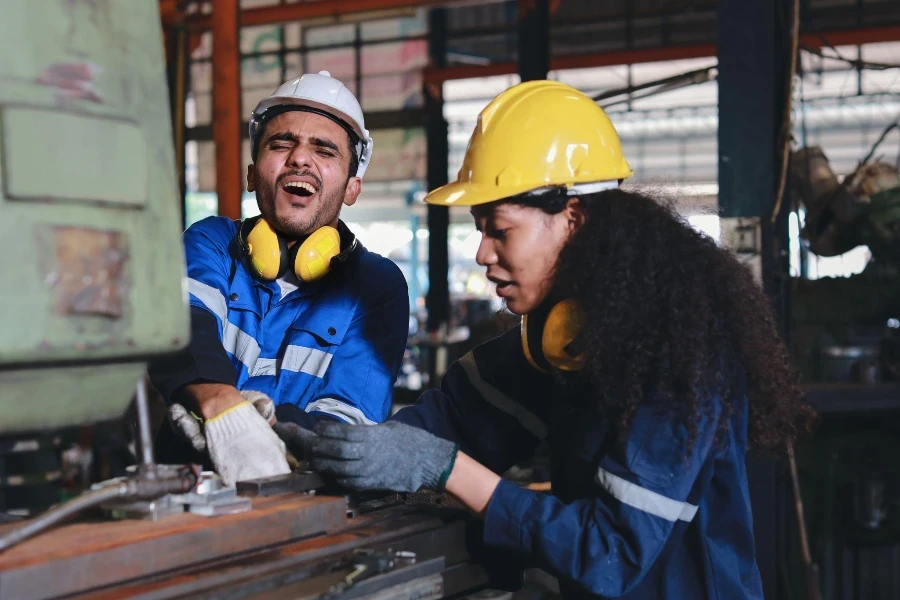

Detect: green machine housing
0,0,189,433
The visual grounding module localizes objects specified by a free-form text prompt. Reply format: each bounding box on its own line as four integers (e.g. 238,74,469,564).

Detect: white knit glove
203,401,291,486
167,390,277,453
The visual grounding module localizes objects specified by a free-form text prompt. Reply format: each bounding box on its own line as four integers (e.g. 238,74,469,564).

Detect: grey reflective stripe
595,467,699,523
458,352,548,440
244,348,332,378
250,358,276,377
188,278,227,323
223,323,261,371
281,345,332,378
306,398,376,425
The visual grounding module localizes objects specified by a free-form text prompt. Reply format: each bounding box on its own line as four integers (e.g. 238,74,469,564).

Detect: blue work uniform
149,216,409,437
392,325,763,600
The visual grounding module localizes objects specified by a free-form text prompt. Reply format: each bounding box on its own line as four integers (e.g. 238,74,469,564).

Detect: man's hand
166,389,292,485
167,389,277,452
185,382,245,420
309,421,459,493
203,401,291,486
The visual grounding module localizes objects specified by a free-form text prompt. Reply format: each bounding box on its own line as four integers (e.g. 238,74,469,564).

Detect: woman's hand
309,421,459,492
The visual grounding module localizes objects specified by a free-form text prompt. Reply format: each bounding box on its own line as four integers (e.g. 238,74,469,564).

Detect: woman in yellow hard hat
283,81,815,599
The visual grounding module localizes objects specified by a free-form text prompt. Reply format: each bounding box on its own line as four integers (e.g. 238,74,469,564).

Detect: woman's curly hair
510,187,816,452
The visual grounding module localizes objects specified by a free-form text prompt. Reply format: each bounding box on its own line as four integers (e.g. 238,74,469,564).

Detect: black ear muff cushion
523,304,553,373
275,233,289,279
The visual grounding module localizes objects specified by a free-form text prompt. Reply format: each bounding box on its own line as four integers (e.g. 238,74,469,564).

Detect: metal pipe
0,484,127,553
135,378,155,470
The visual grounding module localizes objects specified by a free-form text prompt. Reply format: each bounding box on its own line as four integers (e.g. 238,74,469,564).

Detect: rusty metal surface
70,507,477,600
42,226,129,319
0,494,347,600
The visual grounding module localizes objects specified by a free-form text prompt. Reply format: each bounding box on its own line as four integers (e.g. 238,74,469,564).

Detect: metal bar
134,379,155,469
423,43,718,84
235,472,325,497
175,0,484,30
355,23,363,102
421,24,900,85
517,0,550,81
212,0,243,220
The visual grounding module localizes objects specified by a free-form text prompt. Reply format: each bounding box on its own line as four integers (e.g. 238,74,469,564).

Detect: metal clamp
326,549,418,597
97,469,250,520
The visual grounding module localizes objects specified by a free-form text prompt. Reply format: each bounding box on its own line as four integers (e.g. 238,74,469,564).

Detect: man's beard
256,176,345,239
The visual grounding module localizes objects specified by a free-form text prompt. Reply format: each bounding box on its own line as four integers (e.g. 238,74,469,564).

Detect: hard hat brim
423,181,558,207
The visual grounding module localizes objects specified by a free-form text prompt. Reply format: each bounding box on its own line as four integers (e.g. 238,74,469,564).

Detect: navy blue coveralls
393,326,764,600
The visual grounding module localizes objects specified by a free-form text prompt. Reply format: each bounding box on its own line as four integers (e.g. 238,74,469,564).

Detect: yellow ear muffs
290,225,341,282
521,298,586,373
240,216,288,280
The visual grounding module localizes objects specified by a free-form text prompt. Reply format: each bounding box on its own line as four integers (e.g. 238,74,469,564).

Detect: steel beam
422,25,900,84
425,8,450,334
168,0,489,30
517,0,550,81
212,0,243,220
717,1,794,600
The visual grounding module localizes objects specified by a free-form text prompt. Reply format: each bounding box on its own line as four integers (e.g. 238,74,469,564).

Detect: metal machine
0,3,503,598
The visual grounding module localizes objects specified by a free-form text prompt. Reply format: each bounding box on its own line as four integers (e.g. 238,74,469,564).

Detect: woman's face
470,200,583,315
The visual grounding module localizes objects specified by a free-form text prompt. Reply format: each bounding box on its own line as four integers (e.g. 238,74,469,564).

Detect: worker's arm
467,395,726,597
391,340,548,475
276,258,410,429
304,335,549,493
147,217,242,418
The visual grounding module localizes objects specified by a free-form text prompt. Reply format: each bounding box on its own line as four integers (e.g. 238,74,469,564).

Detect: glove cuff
435,444,459,491
205,402,264,444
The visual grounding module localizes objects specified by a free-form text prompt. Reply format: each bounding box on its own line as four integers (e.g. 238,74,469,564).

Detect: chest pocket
281,307,353,380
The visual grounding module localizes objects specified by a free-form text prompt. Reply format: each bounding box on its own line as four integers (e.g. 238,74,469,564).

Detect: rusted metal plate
44,226,129,318
0,494,347,600
75,511,478,600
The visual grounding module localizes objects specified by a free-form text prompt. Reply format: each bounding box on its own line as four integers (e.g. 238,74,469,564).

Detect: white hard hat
249,71,373,179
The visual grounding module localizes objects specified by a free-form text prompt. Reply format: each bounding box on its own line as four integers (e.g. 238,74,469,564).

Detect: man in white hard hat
148,72,410,486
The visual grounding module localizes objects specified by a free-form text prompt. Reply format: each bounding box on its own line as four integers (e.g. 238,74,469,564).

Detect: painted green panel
3,109,147,206
0,0,190,432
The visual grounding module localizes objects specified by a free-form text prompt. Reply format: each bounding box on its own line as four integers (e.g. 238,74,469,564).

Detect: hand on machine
297,421,459,493
168,390,294,486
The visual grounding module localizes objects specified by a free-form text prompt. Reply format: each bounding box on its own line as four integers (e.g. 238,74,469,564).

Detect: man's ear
246,164,256,192
564,197,587,236
343,177,361,207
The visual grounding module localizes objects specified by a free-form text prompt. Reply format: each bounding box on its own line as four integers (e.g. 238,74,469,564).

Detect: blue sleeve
182,217,237,335
147,218,238,402
482,396,723,597
147,307,236,403
302,259,410,425
391,352,544,476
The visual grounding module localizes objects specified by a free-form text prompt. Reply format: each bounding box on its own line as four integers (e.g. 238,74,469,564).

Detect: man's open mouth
283,181,317,197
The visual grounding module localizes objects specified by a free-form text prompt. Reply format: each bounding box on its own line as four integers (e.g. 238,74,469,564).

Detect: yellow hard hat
425,80,633,207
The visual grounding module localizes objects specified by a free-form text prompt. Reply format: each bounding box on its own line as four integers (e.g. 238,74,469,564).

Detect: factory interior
1,0,900,598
